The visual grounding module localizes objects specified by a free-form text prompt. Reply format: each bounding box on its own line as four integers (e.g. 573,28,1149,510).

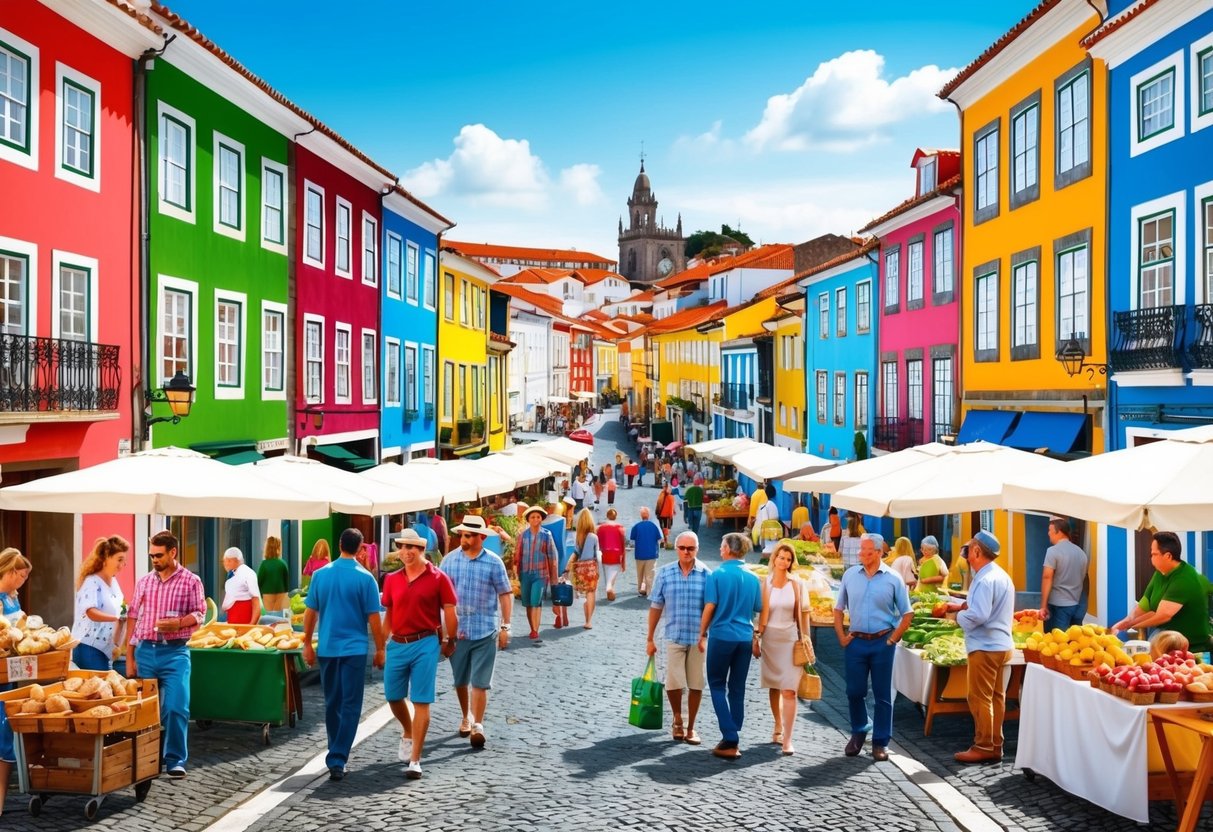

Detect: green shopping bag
628,657,665,730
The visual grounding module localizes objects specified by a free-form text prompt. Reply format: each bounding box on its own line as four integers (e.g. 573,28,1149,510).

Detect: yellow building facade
436,251,498,457
649,302,727,442
769,310,806,451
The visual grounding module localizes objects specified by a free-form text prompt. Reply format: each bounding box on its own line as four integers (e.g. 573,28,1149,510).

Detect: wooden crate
0,644,75,684
70,707,136,735
25,734,133,794
134,727,160,781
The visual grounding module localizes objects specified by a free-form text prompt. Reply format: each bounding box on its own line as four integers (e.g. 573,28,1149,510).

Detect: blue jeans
706,638,752,746
73,643,112,671
1048,602,1084,630
844,637,896,746
134,642,191,769
319,655,366,771
685,507,702,534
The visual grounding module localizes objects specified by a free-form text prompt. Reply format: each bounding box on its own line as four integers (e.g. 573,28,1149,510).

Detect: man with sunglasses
125,530,205,779
381,529,458,780
647,531,710,745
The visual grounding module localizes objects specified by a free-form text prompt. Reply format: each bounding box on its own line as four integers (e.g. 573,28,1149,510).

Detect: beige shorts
665,642,705,691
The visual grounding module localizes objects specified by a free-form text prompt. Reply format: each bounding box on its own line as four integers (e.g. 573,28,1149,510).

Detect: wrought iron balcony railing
1190,304,1213,370
873,416,924,452
1109,305,1184,373
0,333,120,413
719,382,753,410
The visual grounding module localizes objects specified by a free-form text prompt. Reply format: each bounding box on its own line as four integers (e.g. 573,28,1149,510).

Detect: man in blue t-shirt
629,507,664,597
303,528,385,781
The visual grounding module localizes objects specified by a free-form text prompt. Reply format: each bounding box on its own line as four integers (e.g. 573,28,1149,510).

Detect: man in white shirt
221,547,262,625
569,472,590,513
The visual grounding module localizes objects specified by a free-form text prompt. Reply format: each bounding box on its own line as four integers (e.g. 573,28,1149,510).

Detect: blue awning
1002,411,1088,454
956,410,1020,445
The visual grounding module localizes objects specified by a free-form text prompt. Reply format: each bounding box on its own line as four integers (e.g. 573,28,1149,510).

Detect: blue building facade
716,341,758,440
1090,1,1213,623
380,189,450,461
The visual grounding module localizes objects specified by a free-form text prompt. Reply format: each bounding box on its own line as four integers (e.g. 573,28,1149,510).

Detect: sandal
458,718,472,738
684,728,702,745
771,729,783,744
672,722,685,741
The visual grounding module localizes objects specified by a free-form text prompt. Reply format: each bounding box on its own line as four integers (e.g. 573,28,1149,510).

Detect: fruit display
809,595,848,626
921,632,968,666
1092,660,1186,705
186,622,303,651
1025,624,1132,671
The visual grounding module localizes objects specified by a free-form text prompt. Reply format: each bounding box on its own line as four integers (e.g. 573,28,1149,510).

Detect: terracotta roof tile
938,0,1064,98
577,268,626,285
647,301,729,336
858,173,962,233
789,238,880,283
102,0,166,36
1082,0,1163,47
445,241,615,266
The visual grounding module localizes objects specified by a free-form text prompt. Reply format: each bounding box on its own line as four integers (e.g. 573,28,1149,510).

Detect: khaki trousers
966,649,1012,751
635,559,656,593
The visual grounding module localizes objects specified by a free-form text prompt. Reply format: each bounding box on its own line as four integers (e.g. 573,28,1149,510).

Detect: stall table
189,648,304,745
1015,663,1210,824
706,506,748,528
1150,708,1213,832
893,645,1025,735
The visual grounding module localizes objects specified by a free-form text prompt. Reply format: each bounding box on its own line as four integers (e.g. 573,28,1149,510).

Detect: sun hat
393,529,426,548
522,504,547,520
562,495,576,507
451,515,490,536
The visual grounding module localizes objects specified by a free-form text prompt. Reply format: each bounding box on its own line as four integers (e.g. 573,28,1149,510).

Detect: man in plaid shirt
515,505,558,640
646,530,710,746
126,530,205,778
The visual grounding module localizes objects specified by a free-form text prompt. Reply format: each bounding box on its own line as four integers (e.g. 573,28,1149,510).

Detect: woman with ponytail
71,535,128,670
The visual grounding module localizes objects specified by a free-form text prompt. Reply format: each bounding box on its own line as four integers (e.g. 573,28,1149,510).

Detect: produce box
0,644,75,684
134,726,161,781
22,730,141,793
187,622,303,652
70,697,157,735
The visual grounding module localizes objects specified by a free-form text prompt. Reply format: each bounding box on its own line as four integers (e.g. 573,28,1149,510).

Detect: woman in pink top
597,508,627,601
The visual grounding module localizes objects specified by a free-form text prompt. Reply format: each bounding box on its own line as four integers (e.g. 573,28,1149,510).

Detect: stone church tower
617,162,687,283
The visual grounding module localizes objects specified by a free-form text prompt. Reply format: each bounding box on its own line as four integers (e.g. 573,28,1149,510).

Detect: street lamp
300,401,325,431
1055,336,1107,379
144,371,195,437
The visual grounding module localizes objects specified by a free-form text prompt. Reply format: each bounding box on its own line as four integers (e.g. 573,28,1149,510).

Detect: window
1010,94,1040,207
856,281,871,333
779,402,787,427
974,120,999,223
405,344,417,411
406,242,419,303
362,330,376,404
57,263,89,341
423,252,436,309
262,306,284,393
791,407,799,433
2,244,32,335
423,346,435,407
473,364,483,416
818,293,829,338
334,324,351,403
335,199,352,277
385,339,400,406
1204,196,1213,302
1139,68,1175,141
160,283,193,382
443,272,455,320
835,287,847,337
1132,52,1184,156
0,32,34,161
261,160,286,250
215,298,241,389
459,364,468,418
816,371,827,423
1056,63,1091,185
884,247,900,310
1139,210,1175,308
1011,255,1039,360
304,182,324,267
907,359,923,420
932,356,954,440
854,371,868,431
304,317,323,403
362,214,377,286
443,360,454,418
214,135,243,238
833,373,846,426
933,226,954,298
386,233,403,298
975,266,999,362
907,239,924,306
158,103,194,221
881,361,898,419
1201,47,1213,118
59,71,96,181
918,157,936,195
461,279,471,325
478,286,486,329
1055,230,1091,349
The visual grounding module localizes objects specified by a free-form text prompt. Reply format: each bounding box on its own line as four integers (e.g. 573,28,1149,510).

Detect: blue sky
167,0,1032,260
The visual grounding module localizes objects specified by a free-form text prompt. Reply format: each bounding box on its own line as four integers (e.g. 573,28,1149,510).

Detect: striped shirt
440,547,511,641
517,527,557,576
127,563,205,644
650,559,711,646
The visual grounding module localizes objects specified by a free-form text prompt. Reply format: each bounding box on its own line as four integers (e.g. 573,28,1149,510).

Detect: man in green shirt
683,481,704,534
1112,531,1210,653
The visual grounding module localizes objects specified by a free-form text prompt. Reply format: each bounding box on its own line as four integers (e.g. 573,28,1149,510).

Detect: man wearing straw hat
440,515,513,748
515,504,559,640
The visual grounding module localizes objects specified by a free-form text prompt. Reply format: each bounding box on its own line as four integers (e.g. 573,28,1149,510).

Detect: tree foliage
684,224,755,259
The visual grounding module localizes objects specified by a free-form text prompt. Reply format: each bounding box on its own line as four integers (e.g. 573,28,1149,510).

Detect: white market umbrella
1002,424,1213,530
525,437,592,466
546,395,572,404
362,461,479,504
687,437,764,464
0,446,329,520
830,441,1065,518
783,442,954,494
254,455,439,515
402,458,516,500
466,453,553,488
497,448,569,477
729,445,836,483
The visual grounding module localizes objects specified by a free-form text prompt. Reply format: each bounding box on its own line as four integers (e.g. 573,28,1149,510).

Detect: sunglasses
676,545,697,552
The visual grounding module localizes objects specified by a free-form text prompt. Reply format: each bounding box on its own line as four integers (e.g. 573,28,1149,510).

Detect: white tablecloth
1014,663,1207,823
893,644,1022,706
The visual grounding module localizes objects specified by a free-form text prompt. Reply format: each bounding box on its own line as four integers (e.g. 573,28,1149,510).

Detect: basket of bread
1,671,159,734
186,622,303,652
0,614,78,682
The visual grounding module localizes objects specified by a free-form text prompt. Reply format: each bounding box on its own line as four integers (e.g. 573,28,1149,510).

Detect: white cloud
559,163,605,206
673,120,736,156
745,50,958,152
402,124,550,208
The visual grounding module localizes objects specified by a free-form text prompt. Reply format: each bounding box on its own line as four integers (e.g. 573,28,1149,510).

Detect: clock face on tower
657,257,674,276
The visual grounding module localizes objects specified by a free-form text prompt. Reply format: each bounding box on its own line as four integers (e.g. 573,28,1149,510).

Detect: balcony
719,382,753,411
1110,306,1184,373
873,416,924,452
1190,304,1213,370
0,333,120,417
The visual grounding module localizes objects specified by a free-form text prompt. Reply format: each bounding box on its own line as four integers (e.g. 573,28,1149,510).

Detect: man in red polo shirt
382,529,458,780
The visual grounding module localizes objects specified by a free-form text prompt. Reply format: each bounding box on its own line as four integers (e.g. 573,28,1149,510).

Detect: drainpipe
377,180,396,465
941,93,964,442
1084,0,1112,451
288,126,314,457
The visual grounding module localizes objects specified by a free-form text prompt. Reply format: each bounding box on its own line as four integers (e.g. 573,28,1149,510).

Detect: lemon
1059,648,1075,661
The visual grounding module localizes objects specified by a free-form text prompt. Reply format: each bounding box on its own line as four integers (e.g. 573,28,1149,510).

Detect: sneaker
458,718,472,737
397,735,412,762
529,630,539,639
166,765,186,779
405,760,422,780
328,766,345,781
470,722,486,748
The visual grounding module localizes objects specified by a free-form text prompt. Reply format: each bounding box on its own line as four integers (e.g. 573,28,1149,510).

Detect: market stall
892,644,1025,735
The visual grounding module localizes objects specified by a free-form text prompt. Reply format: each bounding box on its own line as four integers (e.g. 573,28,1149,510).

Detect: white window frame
260,158,288,255
907,240,924,304
833,372,846,427
976,270,998,356
50,250,98,342
932,356,954,440
333,322,352,404
884,247,900,309
404,342,418,411
815,370,827,424
361,211,378,287
334,197,353,279
918,157,936,195
54,62,99,191
212,132,245,241
0,28,38,171
881,361,898,420
854,371,868,431
779,402,787,427
361,328,377,405
156,101,195,224
907,358,923,421
406,241,420,304
0,238,37,337
1131,50,1184,157
1196,179,1213,305
423,250,437,310
385,232,403,300
384,336,401,407
933,229,954,295
1057,245,1090,342
303,180,325,268
303,313,325,404
260,300,286,400
835,287,847,337
856,280,871,333
1193,33,1213,134
422,345,435,407
213,289,246,399
156,274,198,386
818,293,829,339
1130,191,1186,310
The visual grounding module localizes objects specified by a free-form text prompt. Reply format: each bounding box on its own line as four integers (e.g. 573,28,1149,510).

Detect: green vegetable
922,633,968,666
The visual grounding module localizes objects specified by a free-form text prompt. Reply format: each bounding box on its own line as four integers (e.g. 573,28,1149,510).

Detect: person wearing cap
915,536,948,588
440,514,513,748
516,505,559,639
948,529,1014,764
221,547,262,625
381,528,458,780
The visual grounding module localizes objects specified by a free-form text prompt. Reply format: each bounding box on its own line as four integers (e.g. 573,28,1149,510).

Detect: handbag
798,665,823,700
551,580,573,607
791,581,816,666
628,657,664,730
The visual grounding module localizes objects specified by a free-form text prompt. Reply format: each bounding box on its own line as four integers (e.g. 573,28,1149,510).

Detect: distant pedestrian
569,472,589,513
429,509,449,557
614,454,624,487
568,509,601,628
682,478,704,534
592,464,607,508
598,508,627,601
440,515,513,749
699,532,761,759
888,537,918,591
1038,517,1089,629
656,483,676,548
381,529,457,780
630,507,663,596
258,536,290,616
827,506,842,550
516,505,559,639
302,538,332,589
625,458,639,489
303,528,386,781
647,531,709,745
606,472,618,505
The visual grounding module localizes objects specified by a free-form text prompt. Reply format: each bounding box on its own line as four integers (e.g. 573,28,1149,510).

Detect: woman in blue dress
0,547,33,816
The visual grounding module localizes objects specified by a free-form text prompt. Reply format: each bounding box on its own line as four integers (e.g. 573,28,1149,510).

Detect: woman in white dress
757,542,809,755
